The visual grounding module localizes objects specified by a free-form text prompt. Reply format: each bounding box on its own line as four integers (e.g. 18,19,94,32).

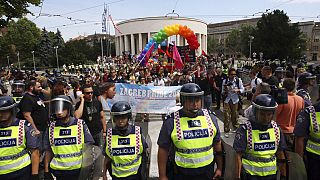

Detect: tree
238,25,256,58
38,28,53,66
0,18,41,66
207,35,219,55
226,29,241,56
53,28,65,48
0,0,41,27
253,10,306,60
59,39,93,65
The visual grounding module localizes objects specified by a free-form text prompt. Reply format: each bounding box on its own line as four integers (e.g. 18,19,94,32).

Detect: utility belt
242,154,276,163
0,149,28,161
175,145,212,154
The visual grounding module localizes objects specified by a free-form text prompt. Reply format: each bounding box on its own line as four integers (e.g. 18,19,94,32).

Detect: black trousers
0,165,31,180
306,152,320,180
215,89,222,108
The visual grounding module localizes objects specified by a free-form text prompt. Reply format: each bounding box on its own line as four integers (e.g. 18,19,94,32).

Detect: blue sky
26,0,320,40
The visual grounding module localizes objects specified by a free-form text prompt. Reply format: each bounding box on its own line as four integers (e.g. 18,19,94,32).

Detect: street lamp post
54,46,60,71
249,35,254,59
31,51,35,71
17,51,21,70
6,56,10,69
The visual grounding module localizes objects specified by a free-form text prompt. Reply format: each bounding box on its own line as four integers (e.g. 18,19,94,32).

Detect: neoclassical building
115,16,207,56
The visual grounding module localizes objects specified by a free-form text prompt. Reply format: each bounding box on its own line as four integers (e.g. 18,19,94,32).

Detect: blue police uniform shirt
233,119,286,153
43,117,94,151
102,125,148,157
157,109,221,176
294,102,320,138
296,88,312,107
0,118,39,179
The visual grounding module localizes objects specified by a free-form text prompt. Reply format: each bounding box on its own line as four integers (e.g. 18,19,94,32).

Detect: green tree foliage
38,28,53,66
0,18,41,66
253,10,306,60
238,25,256,57
0,0,40,27
226,29,241,56
207,35,219,54
59,40,92,65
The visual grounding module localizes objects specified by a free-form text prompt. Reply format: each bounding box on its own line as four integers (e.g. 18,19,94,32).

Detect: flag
173,44,184,70
158,48,165,55
202,50,209,57
166,45,172,58
109,15,122,34
141,43,154,66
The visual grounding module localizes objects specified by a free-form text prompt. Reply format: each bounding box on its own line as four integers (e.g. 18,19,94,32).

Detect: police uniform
0,118,39,180
294,103,320,179
296,88,312,107
103,125,148,180
233,120,286,179
157,109,221,179
43,117,94,179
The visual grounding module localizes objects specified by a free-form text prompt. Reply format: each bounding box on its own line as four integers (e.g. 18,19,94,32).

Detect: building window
314,39,319,42
313,46,319,51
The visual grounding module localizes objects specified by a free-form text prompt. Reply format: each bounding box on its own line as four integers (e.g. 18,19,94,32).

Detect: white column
176,35,180,46
115,36,120,55
204,35,207,54
138,33,143,53
119,35,124,54
201,34,206,53
131,34,135,55
197,33,202,56
148,32,151,42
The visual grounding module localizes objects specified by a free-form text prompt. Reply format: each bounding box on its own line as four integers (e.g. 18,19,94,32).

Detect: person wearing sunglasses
221,68,244,138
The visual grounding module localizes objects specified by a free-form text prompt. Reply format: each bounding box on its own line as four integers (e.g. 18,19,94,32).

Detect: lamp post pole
249,35,254,59
54,46,60,71
32,51,35,71
6,56,10,69
17,51,21,70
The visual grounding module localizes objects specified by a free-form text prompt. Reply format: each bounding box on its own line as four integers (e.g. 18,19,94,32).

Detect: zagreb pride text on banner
113,83,181,114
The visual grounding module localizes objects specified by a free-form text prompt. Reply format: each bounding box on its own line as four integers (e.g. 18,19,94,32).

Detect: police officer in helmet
233,94,287,180
103,101,149,180
43,95,94,180
158,83,223,180
296,72,316,107
11,80,25,104
0,96,40,180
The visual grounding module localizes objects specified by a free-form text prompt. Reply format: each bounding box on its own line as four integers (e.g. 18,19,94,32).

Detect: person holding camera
222,68,244,138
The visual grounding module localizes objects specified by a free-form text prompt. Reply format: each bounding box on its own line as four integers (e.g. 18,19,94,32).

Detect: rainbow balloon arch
137,24,200,61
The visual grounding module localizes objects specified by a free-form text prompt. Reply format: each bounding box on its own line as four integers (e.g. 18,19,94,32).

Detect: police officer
103,101,148,180
0,96,40,180
43,95,94,180
294,102,320,179
158,83,223,180
296,72,316,107
11,80,25,104
233,94,287,180
274,67,286,88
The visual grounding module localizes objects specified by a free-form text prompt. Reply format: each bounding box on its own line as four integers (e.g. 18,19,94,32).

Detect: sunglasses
231,74,237,75
84,92,93,95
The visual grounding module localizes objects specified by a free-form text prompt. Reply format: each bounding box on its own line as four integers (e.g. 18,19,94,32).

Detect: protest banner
113,83,181,114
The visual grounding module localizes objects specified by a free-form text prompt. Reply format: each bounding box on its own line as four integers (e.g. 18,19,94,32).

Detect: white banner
113,83,181,114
